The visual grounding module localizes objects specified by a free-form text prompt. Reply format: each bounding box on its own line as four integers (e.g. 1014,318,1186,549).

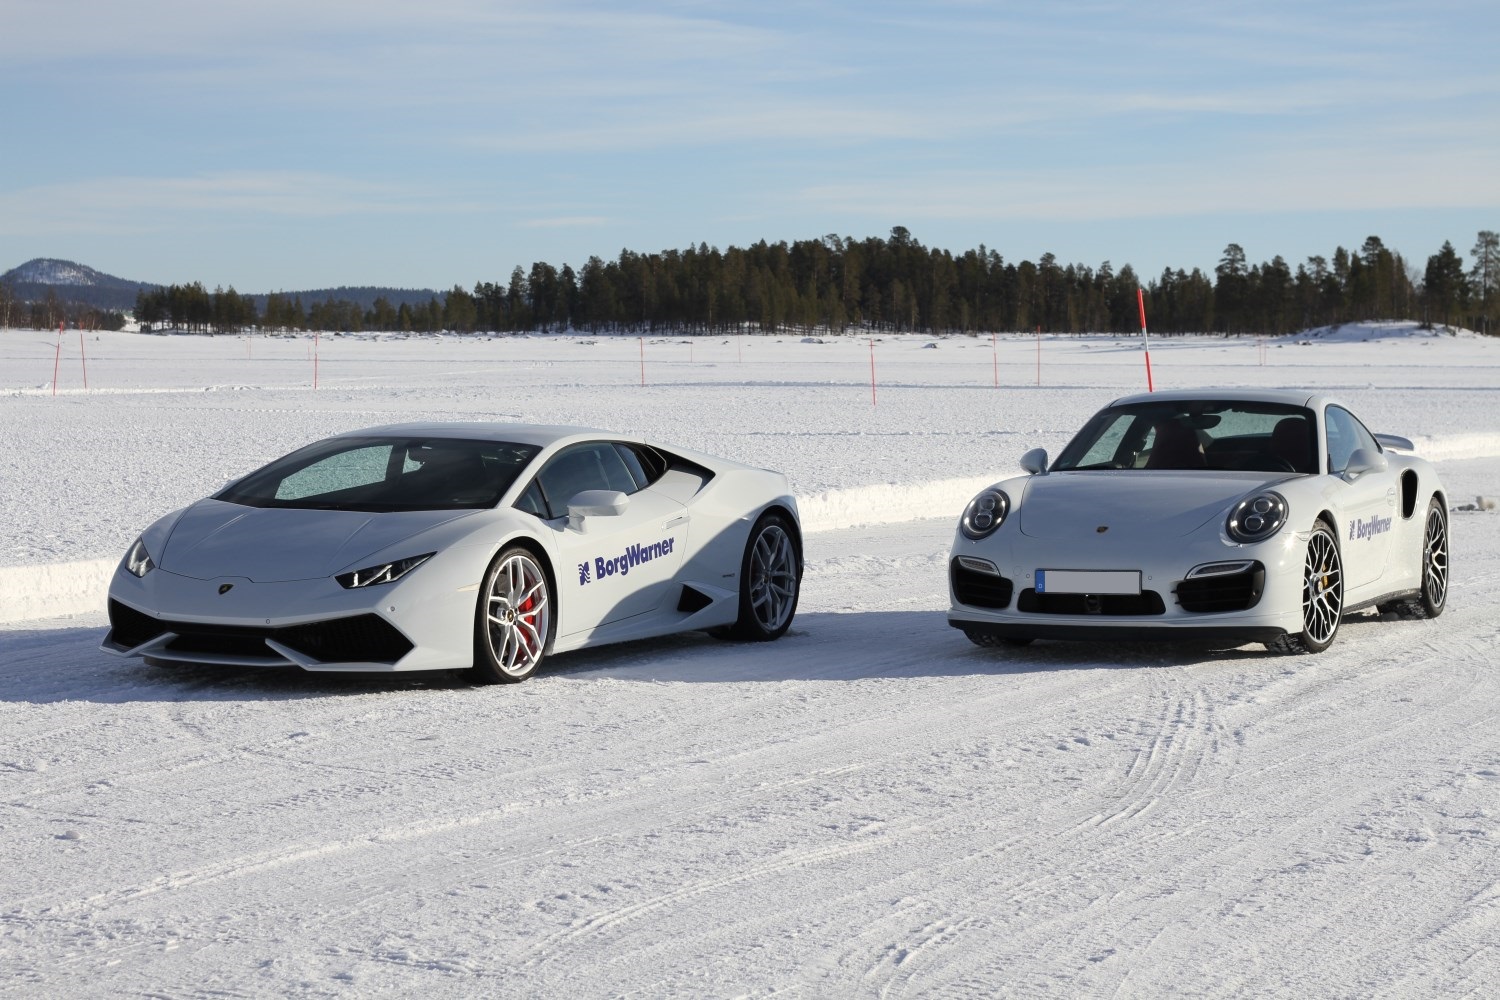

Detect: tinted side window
615,444,652,490
533,443,640,517
1325,406,1378,474
515,480,547,517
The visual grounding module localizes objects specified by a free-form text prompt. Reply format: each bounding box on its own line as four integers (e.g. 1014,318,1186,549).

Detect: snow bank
1408,432,1500,462
0,558,114,622
798,475,997,533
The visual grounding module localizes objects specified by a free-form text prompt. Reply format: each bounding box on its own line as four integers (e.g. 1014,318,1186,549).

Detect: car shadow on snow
0,611,1396,704
538,609,1398,683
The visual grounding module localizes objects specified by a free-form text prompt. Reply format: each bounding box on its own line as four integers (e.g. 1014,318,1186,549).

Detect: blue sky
3,0,1497,292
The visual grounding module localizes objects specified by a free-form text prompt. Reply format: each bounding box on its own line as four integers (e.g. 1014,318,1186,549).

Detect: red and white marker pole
1137,288,1155,392
79,330,88,389
991,332,998,387
639,337,645,386
52,324,63,396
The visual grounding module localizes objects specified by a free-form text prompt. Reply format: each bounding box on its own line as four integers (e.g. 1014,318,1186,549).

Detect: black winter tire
721,513,801,641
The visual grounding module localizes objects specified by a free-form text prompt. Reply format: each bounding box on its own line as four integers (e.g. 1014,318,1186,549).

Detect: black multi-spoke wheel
719,513,801,641
1268,519,1342,654
470,547,553,683
1417,498,1450,617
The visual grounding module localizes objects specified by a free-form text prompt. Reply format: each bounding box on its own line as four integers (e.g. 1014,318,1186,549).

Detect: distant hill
1,259,440,314
1,258,156,311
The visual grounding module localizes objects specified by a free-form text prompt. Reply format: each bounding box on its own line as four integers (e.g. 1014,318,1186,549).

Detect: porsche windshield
1052,400,1317,474
217,437,542,511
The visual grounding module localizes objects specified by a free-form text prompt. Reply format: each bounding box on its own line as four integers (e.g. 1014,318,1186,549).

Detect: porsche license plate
1035,569,1141,595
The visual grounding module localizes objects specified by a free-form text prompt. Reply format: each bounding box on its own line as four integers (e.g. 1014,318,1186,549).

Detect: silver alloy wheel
484,551,550,678
749,523,798,633
1423,502,1449,610
1302,525,1343,647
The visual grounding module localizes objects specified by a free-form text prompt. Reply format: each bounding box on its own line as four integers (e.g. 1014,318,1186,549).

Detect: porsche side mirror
1342,448,1388,482
567,490,629,530
1021,448,1049,475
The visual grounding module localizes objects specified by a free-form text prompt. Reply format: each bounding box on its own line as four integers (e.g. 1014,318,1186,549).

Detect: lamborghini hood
159,500,477,582
1017,472,1270,540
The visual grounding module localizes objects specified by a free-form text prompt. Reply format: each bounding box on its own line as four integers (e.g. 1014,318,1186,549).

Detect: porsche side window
275,445,391,500
1325,406,1378,474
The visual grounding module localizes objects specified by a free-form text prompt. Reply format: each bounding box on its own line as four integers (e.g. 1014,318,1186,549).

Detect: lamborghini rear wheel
720,513,801,641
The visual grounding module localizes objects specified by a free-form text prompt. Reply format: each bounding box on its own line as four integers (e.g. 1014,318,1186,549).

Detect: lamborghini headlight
960,489,1010,540
1227,492,1287,544
336,553,434,589
124,537,155,578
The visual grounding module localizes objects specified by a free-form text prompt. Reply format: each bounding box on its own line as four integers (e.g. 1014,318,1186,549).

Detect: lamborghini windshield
217,436,541,511
1052,400,1317,474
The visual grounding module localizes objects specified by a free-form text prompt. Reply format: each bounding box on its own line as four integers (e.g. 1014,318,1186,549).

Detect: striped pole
1137,288,1155,392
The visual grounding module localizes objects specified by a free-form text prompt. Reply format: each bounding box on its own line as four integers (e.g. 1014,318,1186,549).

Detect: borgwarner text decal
1349,513,1393,541
578,536,676,585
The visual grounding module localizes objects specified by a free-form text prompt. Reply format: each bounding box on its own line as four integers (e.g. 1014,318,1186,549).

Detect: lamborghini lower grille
108,601,414,664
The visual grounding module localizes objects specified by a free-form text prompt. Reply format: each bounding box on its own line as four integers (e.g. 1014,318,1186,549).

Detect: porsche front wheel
471,547,553,683
721,514,801,641
1268,519,1342,655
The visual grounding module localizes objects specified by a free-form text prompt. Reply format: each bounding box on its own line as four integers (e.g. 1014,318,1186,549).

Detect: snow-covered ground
3,323,1499,997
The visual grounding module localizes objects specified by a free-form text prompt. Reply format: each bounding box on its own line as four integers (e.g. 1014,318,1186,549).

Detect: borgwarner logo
579,536,677,585
1349,513,1393,541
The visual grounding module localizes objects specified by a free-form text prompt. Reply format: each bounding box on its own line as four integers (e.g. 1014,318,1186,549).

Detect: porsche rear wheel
1268,519,1342,654
471,547,553,683
720,513,800,641
1387,498,1449,620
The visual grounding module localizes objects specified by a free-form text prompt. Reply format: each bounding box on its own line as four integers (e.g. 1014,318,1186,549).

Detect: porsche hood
158,500,478,582
1017,472,1277,540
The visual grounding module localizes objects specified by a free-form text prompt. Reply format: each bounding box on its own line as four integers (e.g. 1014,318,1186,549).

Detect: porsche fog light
1227,492,1287,543
336,553,434,589
125,537,155,578
961,489,1010,540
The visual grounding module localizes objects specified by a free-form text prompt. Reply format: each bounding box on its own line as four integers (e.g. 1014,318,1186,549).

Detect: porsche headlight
124,537,155,578
336,553,434,589
960,489,1010,540
1227,492,1287,544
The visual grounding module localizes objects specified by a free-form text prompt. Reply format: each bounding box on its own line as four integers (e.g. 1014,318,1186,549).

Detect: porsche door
1324,405,1397,592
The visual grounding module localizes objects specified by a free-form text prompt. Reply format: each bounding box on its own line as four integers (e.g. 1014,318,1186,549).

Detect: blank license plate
1035,570,1141,595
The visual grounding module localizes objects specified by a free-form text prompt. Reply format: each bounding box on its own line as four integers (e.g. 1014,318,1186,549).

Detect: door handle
663,514,689,530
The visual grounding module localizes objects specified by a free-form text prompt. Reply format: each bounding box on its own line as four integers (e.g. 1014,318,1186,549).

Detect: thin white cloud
518,216,610,229
0,173,485,237
796,144,1500,225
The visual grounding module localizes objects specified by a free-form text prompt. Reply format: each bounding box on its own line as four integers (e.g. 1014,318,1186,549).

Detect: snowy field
3,323,1500,997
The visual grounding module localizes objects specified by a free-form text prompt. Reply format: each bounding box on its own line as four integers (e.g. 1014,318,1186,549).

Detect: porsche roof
1107,388,1329,409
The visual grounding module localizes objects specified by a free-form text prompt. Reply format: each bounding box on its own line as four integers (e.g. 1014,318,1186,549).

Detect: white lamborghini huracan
949,389,1449,654
103,424,802,682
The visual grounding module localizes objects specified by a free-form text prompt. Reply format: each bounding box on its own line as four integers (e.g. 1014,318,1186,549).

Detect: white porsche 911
949,389,1449,654
103,424,802,682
